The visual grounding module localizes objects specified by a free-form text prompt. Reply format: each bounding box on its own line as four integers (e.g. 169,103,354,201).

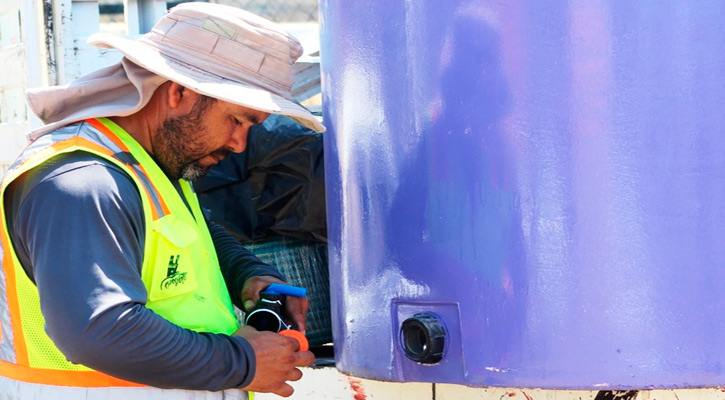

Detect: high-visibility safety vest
0,118,245,399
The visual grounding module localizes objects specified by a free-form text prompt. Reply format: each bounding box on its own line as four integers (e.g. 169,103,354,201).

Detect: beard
152,95,229,181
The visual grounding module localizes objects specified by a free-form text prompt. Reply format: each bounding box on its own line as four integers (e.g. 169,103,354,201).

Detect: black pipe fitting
400,312,446,364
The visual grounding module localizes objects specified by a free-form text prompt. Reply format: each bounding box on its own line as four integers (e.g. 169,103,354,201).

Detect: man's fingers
292,315,306,333
285,297,309,332
274,383,295,398
240,275,287,311
287,367,303,382
296,350,315,367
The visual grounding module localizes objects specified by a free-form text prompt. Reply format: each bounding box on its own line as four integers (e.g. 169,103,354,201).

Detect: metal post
124,0,166,36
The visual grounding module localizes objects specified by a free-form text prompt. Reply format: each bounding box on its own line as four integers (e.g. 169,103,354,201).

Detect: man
0,3,324,399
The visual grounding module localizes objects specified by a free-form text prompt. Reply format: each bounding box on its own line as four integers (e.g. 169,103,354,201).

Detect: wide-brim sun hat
87,2,324,133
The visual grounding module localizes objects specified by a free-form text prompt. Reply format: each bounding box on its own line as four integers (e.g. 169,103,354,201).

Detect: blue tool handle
265,283,307,298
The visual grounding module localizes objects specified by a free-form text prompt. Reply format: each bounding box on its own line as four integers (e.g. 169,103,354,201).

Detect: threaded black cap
400,312,446,364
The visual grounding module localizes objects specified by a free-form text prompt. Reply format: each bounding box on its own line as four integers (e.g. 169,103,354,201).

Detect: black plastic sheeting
194,115,326,243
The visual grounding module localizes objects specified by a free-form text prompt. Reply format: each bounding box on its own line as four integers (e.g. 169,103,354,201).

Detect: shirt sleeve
207,219,286,311
4,152,256,390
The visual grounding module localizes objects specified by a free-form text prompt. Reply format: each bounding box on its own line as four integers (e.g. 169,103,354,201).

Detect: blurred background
98,0,320,54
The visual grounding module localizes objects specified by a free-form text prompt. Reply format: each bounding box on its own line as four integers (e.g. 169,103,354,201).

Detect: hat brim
88,32,325,133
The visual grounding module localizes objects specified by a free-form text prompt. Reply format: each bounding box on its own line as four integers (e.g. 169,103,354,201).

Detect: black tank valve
400,312,447,364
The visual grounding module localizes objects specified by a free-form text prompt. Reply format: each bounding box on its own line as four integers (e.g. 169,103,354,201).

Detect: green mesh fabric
14,262,89,370
243,236,332,346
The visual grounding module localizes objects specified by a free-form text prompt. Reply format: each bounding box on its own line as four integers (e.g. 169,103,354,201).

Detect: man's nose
226,128,248,153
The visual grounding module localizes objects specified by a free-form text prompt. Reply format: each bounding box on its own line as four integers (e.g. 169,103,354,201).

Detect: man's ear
166,82,198,111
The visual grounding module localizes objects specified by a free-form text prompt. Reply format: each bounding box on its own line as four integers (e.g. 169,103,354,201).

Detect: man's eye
232,118,242,126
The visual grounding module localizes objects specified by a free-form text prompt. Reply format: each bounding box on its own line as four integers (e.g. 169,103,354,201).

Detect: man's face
153,96,270,181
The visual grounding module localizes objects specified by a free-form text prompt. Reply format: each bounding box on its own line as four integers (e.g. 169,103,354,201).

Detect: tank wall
320,1,725,388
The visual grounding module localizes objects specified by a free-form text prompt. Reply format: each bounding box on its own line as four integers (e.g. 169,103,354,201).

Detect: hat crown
84,3,325,133
141,2,304,99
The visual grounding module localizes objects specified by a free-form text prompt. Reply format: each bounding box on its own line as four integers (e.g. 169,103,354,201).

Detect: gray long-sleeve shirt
3,151,284,390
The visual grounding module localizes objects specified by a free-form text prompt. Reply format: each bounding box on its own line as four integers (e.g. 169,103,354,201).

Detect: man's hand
234,325,315,397
241,275,310,333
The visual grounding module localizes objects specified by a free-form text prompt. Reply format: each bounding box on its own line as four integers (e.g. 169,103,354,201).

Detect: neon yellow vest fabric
0,118,239,377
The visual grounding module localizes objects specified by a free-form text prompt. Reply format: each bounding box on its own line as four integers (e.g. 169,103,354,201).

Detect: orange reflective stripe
49,136,115,157
85,119,171,217
11,137,160,221
85,118,131,153
0,359,145,387
53,134,161,220
48,138,170,220
0,223,26,366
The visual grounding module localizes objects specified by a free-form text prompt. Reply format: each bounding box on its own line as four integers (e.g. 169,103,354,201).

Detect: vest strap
0,359,143,387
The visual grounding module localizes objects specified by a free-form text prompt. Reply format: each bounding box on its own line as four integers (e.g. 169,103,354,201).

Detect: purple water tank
320,1,725,389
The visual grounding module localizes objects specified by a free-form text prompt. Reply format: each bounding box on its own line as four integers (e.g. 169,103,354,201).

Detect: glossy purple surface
320,1,725,388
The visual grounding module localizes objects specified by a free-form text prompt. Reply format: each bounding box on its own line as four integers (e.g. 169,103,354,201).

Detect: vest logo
161,254,187,290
